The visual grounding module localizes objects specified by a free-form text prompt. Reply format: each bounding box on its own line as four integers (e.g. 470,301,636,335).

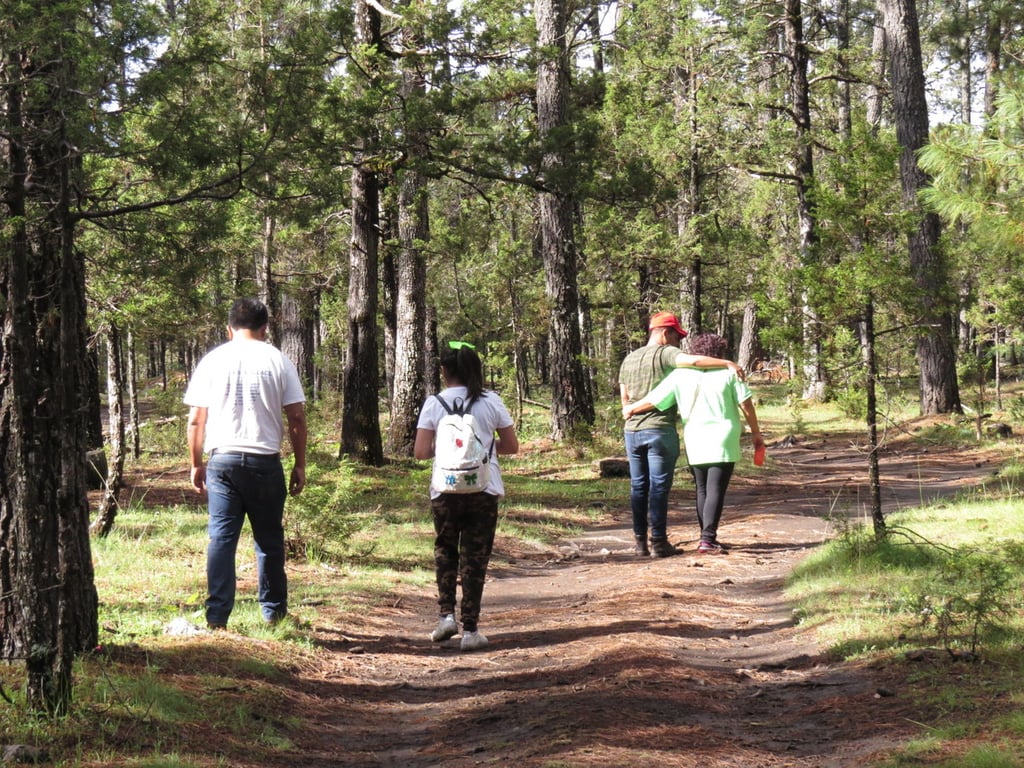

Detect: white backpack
431,395,493,494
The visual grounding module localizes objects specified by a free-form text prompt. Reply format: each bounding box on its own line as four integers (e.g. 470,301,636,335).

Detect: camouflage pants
431,492,499,633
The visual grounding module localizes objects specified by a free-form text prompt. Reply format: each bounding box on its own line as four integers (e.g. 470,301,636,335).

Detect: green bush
911,542,1024,654
283,453,374,564
1008,394,1024,424
834,386,866,420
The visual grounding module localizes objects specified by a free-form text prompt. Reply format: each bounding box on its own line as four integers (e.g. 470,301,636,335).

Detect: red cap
648,311,688,337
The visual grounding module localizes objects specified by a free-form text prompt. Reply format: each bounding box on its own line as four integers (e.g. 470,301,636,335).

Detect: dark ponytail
440,344,485,401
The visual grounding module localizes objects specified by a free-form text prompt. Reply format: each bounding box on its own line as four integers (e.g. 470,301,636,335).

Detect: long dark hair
439,345,485,401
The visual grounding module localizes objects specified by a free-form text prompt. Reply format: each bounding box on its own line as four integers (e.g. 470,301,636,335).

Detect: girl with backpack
414,342,519,651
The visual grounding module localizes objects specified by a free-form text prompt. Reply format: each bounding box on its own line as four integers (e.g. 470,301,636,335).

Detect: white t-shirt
184,338,306,455
416,386,514,499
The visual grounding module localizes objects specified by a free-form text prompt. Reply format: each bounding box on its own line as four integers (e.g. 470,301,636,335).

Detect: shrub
284,453,373,564
912,542,1024,655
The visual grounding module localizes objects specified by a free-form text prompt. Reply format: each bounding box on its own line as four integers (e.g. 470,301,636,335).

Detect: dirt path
284,434,1002,767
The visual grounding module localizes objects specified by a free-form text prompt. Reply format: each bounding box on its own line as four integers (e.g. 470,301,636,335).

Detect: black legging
691,462,735,544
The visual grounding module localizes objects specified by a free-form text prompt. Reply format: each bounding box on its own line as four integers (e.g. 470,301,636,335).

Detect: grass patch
787,466,1024,764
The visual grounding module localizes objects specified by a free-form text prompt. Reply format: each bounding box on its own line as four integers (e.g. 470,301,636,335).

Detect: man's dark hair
687,333,729,358
228,298,269,331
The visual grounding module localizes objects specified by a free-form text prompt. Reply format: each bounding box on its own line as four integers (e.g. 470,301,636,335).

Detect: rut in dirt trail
279,438,1000,768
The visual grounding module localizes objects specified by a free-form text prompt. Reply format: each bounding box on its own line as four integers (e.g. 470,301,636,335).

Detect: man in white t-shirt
185,298,307,630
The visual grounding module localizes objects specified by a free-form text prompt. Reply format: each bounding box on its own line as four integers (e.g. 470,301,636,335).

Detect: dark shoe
207,622,227,631
698,540,728,555
650,537,680,558
634,536,650,557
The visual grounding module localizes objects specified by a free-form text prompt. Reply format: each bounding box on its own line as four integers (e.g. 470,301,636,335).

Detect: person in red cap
619,312,741,557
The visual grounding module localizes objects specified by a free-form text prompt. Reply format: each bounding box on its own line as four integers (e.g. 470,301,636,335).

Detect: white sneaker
430,614,458,642
460,630,488,652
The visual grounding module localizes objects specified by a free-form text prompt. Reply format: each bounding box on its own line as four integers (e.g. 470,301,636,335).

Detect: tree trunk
92,325,126,537
84,343,104,450
674,15,702,336
861,298,885,536
784,0,826,402
983,10,1001,118
535,0,595,440
126,328,140,460
385,168,428,456
380,197,397,406
737,297,759,373
279,289,311,388
0,35,99,714
340,0,385,465
879,0,962,414
867,15,887,131
837,0,853,140
259,211,280,344
341,162,385,466
425,305,440,395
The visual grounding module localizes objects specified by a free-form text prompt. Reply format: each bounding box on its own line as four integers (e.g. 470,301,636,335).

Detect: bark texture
879,0,961,414
535,0,595,439
340,0,385,465
0,31,99,714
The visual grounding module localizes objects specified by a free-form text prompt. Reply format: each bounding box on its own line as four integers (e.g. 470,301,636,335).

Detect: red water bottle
753,444,766,466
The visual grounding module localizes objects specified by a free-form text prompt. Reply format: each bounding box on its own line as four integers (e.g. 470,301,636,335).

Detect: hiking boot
430,614,459,642
650,537,680,558
634,536,650,557
460,630,489,652
698,540,728,555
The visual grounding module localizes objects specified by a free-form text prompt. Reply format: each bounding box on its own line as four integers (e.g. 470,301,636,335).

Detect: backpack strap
435,394,477,417
434,394,455,415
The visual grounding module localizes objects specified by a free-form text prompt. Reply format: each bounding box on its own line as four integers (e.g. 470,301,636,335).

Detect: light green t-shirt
646,367,753,465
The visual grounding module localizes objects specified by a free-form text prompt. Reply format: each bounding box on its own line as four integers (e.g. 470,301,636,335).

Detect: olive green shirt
619,344,679,431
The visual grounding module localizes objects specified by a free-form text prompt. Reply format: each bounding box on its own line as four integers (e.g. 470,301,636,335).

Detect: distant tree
534,0,595,439
341,0,385,465
878,0,962,414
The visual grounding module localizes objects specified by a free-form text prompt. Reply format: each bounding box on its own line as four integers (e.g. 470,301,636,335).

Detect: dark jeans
205,451,288,626
691,462,735,544
431,492,499,633
624,427,680,540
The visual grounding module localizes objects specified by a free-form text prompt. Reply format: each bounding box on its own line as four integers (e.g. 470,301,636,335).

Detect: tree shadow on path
281,435,1005,768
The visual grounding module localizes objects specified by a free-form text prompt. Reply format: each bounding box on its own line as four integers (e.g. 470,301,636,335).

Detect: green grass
786,460,1024,765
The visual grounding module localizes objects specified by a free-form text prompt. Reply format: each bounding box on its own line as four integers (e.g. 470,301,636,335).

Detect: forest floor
110,419,1011,768
249,421,1007,768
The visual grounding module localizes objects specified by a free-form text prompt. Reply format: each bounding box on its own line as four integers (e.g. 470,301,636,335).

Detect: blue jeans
205,452,288,626
624,427,680,540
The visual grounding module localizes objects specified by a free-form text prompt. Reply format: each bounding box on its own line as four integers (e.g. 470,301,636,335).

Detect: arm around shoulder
676,352,745,379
